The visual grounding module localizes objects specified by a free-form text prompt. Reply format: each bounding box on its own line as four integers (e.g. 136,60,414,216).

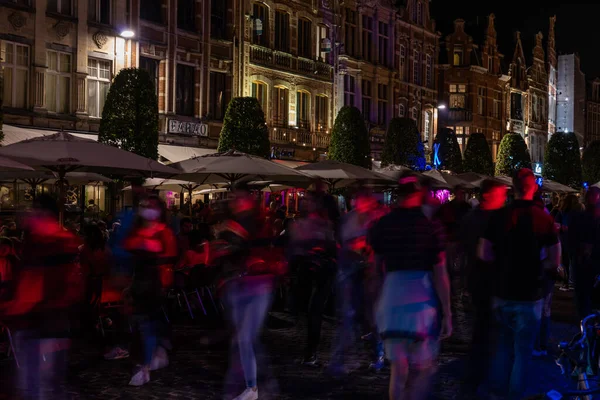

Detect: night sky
430,2,600,80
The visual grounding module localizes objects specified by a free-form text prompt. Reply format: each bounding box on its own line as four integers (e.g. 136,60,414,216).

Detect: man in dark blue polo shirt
479,168,560,399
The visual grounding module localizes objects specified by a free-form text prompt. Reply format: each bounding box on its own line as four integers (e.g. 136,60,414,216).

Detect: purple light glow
435,190,450,203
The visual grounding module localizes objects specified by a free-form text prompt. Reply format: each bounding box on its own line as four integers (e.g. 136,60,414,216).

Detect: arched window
399,104,405,117
252,81,268,111
411,107,418,120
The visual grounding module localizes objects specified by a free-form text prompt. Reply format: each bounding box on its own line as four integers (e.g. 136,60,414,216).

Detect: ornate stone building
235,0,334,161
0,0,235,162
547,16,558,137
586,78,600,145
437,16,509,159
337,0,439,160
506,30,550,165
526,32,549,164
0,0,441,163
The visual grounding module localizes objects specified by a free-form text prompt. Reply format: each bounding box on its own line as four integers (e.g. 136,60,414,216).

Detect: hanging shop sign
167,119,209,137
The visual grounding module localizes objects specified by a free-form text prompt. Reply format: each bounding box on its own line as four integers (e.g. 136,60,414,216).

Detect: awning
272,159,310,168
3,124,96,145
2,124,215,165
157,144,216,164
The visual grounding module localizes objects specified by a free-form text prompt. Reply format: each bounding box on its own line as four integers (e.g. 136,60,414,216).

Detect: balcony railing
250,45,333,80
447,108,473,123
270,127,330,149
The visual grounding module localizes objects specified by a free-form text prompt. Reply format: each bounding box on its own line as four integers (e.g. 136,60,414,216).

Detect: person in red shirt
123,195,177,386
2,195,82,399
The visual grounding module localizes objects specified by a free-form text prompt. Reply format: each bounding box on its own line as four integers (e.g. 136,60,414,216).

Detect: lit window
46,51,71,113
315,95,328,131
87,58,111,117
297,91,310,128
1,41,29,109
252,81,268,112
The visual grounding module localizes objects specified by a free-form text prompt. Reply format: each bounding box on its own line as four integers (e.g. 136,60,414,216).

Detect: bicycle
532,313,600,399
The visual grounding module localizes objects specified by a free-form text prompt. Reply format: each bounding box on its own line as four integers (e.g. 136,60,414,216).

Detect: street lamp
120,29,135,38
437,104,446,110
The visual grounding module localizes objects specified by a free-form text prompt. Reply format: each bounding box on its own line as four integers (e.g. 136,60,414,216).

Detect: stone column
75,0,89,117
32,67,46,111
33,0,48,112
75,72,87,114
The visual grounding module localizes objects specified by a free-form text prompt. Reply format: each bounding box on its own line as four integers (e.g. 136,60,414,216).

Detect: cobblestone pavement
0,288,584,399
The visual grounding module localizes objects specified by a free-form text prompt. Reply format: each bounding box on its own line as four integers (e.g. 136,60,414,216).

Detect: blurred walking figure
288,190,337,366
329,185,387,375
458,180,507,392
435,185,471,291
555,194,581,291
368,173,452,400
217,183,280,400
568,187,600,320
123,195,177,386
479,169,560,399
1,195,83,399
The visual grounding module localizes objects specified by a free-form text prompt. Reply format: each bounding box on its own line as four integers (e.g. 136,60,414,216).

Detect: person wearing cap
479,168,560,399
368,172,451,400
567,186,600,320
457,179,507,393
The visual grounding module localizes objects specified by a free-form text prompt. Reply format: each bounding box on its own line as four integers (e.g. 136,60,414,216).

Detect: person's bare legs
389,355,409,400
406,365,437,400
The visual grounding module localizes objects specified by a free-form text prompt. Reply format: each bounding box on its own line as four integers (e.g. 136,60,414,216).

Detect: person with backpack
479,168,560,399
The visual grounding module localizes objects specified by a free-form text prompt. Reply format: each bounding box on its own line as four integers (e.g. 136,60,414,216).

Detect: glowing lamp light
437,104,446,109
120,30,135,38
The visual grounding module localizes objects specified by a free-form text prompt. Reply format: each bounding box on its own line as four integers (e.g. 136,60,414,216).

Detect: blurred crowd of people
0,170,598,400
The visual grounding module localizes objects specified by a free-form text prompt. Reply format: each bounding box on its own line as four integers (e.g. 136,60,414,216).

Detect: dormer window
453,48,463,66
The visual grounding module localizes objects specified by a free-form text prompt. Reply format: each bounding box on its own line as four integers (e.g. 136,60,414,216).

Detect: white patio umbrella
541,179,577,193
0,170,111,186
0,131,178,177
0,155,34,171
122,178,226,214
373,164,419,180
171,150,311,185
0,131,178,223
295,160,395,188
457,172,508,189
122,178,225,192
422,170,476,190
